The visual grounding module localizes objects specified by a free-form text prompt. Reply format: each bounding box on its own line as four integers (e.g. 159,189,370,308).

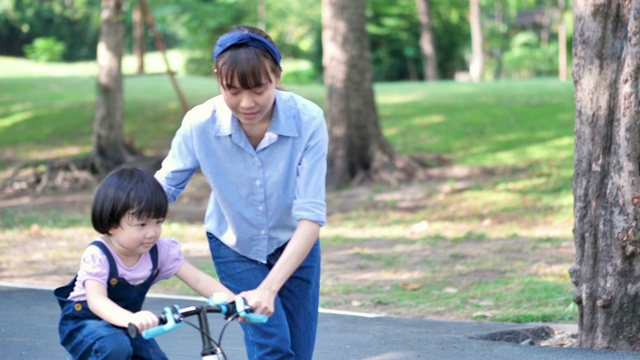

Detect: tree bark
416,0,438,81
91,0,139,175
572,0,640,351
469,0,483,82
133,1,145,75
321,0,425,188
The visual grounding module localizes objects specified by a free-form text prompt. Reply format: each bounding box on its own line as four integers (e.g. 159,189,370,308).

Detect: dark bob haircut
214,25,282,90
91,167,168,235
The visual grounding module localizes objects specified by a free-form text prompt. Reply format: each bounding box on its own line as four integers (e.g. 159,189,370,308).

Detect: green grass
0,54,577,324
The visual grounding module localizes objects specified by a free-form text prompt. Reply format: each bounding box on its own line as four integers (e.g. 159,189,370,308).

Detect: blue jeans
58,317,167,360
207,233,320,360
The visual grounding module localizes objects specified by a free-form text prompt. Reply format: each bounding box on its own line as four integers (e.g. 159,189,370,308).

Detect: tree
416,0,438,80
321,0,425,187
571,0,640,351
469,0,483,82
132,1,145,74
89,0,141,175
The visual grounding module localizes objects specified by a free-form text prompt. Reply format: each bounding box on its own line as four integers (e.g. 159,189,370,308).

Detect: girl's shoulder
155,237,182,253
154,238,185,280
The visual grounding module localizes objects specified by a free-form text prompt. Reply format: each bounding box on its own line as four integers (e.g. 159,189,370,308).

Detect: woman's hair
91,167,168,235
214,25,282,90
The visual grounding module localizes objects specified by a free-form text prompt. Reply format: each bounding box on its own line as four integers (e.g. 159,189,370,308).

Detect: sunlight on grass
0,111,33,128
467,135,574,166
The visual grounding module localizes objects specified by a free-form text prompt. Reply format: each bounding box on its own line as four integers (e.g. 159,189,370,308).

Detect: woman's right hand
238,289,275,318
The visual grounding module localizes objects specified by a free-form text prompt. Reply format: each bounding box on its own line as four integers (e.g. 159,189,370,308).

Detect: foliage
500,31,558,78
0,0,573,80
0,0,100,61
22,36,66,62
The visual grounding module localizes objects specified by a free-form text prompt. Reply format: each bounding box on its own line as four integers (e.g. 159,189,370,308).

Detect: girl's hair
91,167,168,235
214,25,282,90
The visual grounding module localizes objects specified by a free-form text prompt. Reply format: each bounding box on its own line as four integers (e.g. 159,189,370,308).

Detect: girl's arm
175,260,236,300
240,219,320,316
85,279,158,331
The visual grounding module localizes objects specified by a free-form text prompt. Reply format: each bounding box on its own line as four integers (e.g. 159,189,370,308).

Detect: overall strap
149,243,159,280
90,240,118,279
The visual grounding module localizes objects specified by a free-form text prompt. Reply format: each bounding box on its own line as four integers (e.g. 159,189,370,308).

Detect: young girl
154,25,328,359
54,167,236,360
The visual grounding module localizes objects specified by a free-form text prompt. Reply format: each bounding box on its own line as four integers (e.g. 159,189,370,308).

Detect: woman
154,25,328,359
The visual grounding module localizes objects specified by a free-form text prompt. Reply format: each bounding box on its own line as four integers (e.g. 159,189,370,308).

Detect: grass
0,53,577,324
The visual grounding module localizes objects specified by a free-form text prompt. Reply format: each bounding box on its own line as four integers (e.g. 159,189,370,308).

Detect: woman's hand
238,289,276,317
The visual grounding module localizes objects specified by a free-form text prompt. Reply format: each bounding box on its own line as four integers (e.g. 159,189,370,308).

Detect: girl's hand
129,310,159,331
238,289,276,317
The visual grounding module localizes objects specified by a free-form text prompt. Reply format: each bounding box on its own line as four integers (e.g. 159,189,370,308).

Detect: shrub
23,37,66,62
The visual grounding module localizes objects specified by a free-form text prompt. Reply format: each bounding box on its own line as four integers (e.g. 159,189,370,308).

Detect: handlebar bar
128,297,268,339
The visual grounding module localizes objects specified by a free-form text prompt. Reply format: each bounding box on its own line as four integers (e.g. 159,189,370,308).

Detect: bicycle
128,295,268,360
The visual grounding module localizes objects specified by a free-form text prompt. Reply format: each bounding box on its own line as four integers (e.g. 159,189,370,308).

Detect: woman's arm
175,260,236,300
85,279,158,331
240,219,320,316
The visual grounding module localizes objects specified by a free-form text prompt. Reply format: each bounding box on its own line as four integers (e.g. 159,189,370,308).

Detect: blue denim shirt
155,90,328,263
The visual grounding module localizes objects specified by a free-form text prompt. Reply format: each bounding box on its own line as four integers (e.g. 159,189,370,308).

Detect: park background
0,0,578,335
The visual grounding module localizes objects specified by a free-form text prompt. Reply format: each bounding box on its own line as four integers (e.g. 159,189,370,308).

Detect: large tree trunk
90,0,139,175
571,0,640,351
321,0,424,188
469,0,483,82
416,0,438,81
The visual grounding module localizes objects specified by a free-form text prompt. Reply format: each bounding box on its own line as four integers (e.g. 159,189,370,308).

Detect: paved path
1,283,638,359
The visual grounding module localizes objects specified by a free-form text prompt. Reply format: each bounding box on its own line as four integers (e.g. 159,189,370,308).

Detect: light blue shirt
155,90,328,263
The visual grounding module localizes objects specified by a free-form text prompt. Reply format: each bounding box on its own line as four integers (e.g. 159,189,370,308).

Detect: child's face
107,214,164,257
220,66,278,128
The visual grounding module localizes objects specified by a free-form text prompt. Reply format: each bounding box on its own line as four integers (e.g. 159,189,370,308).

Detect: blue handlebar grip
141,305,183,339
241,312,269,324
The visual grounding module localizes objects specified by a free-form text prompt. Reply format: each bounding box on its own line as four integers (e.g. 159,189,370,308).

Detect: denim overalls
54,241,167,360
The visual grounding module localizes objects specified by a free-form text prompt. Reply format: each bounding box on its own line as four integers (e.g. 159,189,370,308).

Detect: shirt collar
213,90,299,138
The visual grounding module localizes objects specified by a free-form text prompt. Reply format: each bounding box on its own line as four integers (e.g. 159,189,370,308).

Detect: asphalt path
1,283,638,359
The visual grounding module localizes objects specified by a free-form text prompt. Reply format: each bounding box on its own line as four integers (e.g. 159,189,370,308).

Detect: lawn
0,54,577,323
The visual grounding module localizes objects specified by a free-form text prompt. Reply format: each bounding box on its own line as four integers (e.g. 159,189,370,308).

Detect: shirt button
258,205,264,211
260,229,266,235
255,180,261,186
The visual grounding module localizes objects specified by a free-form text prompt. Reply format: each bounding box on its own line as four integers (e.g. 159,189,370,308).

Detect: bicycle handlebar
127,297,268,339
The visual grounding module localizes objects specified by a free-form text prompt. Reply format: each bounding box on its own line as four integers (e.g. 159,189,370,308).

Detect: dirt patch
0,168,575,331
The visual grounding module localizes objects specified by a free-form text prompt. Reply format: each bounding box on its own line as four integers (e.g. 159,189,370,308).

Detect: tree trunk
469,0,483,82
133,0,145,75
571,0,640,351
416,0,438,81
258,0,267,31
321,0,425,188
91,0,139,175
557,0,567,82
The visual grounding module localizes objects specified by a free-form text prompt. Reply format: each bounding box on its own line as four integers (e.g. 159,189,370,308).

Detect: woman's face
220,64,279,127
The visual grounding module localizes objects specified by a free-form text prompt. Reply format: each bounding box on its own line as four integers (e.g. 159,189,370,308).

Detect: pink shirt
67,237,184,301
